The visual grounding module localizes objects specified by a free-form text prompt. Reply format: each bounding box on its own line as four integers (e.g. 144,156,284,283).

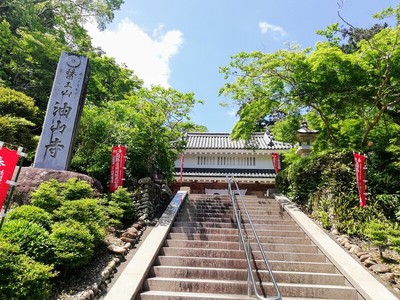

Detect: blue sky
86,0,398,132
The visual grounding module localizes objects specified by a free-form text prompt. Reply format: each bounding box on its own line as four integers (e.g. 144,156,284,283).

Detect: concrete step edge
139,290,252,299
146,277,355,290
153,265,344,277
158,255,333,266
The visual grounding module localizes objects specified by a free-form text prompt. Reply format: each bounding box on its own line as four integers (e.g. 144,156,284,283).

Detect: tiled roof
185,132,293,150
175,168,276,178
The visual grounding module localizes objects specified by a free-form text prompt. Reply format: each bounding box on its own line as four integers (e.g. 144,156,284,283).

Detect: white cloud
258,22,286,37
227,108,237,117
86,19,183,87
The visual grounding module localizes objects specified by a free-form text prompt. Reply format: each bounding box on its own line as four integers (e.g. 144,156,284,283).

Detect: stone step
160,247,327,262
244,235,312,245
178,212,234,218
174,218,300,230
170,226,237,235
156,256,337,273
173,221,237,228
142,278,358,299
151,266,346,285
164,239,320,253
173,220,296,228
169,228,312,245
274,282,358,299
134,195,360,300
182,206,232,211
167,232,312,245
177,211,292,222
174,216,235,223
180,208,233,214
171,227,306,238
240,214,294,221
180,207,284,215
141,277,264,296
138,290,253,300
238,204,282,210
168,232,238,242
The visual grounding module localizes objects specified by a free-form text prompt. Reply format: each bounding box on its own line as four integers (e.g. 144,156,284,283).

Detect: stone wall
133,177,172,223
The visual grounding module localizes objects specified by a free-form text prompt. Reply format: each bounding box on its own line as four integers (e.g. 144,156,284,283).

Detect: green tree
0,0,123,46
71,86,202,186
0,20,66,111
0,87,40,152
220,6,400,151
86,54,143,106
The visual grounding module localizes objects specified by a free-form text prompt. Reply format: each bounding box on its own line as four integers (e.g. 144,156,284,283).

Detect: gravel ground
51,234,125,300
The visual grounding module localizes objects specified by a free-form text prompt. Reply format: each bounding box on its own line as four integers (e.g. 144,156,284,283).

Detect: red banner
0,147,20,210
354,152,367,207
179,153,185,184
109,145,127,192
271,153,280,174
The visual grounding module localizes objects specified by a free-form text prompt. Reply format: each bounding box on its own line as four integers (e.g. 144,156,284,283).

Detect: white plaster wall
174,153,275,169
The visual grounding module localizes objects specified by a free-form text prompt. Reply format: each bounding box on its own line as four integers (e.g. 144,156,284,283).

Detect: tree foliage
0,0,123,44
0,87,40,150
71,86,202,186
0,0,202,173
220,6,400,153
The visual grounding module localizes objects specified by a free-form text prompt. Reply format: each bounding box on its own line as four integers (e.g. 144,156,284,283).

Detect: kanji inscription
33,52,89,170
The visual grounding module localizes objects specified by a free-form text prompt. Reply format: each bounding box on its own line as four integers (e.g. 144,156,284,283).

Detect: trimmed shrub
106,199,124,228
61,178,94,201
31,179,63,213
7,205,52,230
0,239,56,300
364,220,390,257
0,219,51,263
49,220,94,270
52,198,107,244
110,187,135,225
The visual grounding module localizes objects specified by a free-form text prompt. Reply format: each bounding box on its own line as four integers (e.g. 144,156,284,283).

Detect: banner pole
0,148,25,230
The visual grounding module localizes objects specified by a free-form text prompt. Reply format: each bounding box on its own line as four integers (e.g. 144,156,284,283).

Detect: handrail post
246,239,252,297
238,210,242,250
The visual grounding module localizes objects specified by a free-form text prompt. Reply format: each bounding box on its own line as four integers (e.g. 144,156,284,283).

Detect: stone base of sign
12,167,103,205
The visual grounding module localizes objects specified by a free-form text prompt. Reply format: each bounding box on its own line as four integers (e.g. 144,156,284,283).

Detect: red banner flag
179,153,185,184
110,145,127,192
0,147,20,210
354,152,367,207
271,153,280,174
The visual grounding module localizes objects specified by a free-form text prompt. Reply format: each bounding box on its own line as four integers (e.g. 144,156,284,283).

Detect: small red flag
353,152,367,207
271,153,280,174
110,145,127,192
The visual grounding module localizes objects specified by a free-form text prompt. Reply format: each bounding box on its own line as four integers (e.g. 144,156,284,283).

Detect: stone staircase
136,194,359,299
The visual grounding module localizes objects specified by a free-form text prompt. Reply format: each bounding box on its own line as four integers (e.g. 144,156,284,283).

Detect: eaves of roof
174,167,276,178
185,132,293,151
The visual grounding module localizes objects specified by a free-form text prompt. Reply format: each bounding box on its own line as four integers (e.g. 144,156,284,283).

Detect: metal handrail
226,175,281,300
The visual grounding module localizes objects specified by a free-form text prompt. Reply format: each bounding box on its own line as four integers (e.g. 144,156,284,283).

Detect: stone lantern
295,121,318,156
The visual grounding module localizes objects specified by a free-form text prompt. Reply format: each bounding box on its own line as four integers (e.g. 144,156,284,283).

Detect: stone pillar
33,52,89,170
